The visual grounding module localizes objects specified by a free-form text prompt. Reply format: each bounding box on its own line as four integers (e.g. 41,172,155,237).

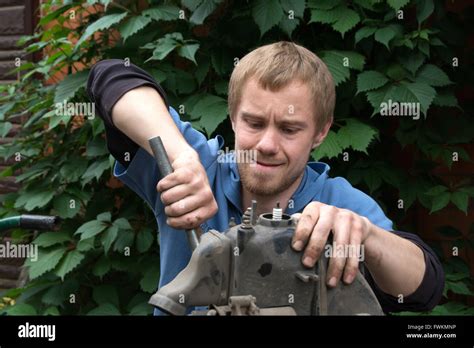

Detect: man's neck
241,173,304,216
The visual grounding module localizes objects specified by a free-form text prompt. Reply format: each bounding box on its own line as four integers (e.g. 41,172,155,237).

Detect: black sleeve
364,230,445,314
86,59,170,168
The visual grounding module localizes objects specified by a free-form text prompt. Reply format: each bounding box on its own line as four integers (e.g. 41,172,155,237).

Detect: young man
87,41,444,315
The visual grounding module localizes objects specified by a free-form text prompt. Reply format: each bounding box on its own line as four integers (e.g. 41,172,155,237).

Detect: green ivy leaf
432,91,458,108
399,52,425,75
59,157,87,182
387,0,410,11
177,43,200,64
0,121,12,137
311,130,342,160
430,191,451,213
74,219,107,240
113,229,135,252
43,306,60,316
28,247,67,280
190,0,218,25
14,190,55,211
459,186,474,197
101,225,119,254
280,0,306,18
113,217,132,230
81,158,111,184
364,169,383,193
136,228,154,253
93,285,120,308
87,303,120,315
42,285,64,306
252,0,283,37
97,212,112,222
446,281,473,296
119,16,152,42
92,256,111,278
53,70,89,104
357,71,389,93
55,250,85,280
140,264,161,293
53,194,81,219
451,191,469,214
5,303,37,315
181,0,201,11
33,231,71,248
86,138,108,158
310,5,360,37
144,33,182,62
320,50,365,86
415,64,452,87
374,25,402,50
129,302,151,315
307,0,341,10
142,5,180,21
331,7,360,36
417,0,434,24
76,12,128,47
76,237,95,252
355,26,377,44
191,94,228,135
279,15,299,37
402,82,436,115
337,119,378,153
425,185,448,196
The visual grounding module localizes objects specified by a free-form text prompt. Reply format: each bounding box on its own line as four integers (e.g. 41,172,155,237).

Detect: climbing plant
0,0,472,315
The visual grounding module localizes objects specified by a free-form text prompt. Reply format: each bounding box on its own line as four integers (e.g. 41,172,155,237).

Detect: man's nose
255,127,280,155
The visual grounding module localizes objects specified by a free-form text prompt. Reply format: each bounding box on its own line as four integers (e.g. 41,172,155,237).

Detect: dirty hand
291,201,373,288
156,149,218,230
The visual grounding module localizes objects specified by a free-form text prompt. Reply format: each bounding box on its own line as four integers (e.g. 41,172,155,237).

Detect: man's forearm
363,224,426,297
112,86,194,162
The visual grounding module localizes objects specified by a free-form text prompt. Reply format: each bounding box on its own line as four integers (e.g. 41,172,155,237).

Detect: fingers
160,184,191,205
343,220,363,285
301,206,335,268
326,210,351,287
292,202,322,251
166,206,214,230
157,169,192,192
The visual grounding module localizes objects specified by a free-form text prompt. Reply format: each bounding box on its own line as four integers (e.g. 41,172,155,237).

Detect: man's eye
282,127,298,134
248,122,263,129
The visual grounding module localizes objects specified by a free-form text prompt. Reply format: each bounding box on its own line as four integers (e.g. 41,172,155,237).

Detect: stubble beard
238,161,302,196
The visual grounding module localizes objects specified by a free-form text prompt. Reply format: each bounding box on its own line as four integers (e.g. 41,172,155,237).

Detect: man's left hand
291,201,373,288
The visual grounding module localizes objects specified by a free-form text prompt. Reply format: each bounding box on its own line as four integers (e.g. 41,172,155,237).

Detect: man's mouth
257,161,282,166
254,161,284,173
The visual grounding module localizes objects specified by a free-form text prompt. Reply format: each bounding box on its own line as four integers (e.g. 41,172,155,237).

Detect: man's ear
230,114,235,132
311,119,332,149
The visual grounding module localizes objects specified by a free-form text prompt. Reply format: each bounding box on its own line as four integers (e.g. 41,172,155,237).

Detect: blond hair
228,41,335,131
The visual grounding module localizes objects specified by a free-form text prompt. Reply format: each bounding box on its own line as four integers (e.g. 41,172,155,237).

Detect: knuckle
300,213,313,225
204,188,214,201
346,263,359,276
309,201,323,209
352,219,363,232
306,243,324,259
185,215,194,225
210,201,218,215
337,209,353,221
166,204,177,216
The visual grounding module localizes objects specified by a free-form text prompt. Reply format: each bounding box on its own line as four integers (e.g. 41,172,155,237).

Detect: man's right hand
157,149,218,230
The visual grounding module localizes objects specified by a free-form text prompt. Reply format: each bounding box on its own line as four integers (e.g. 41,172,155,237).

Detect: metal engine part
149,203,384,316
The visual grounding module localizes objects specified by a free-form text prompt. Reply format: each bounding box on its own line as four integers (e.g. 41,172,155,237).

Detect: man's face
232,78,328,196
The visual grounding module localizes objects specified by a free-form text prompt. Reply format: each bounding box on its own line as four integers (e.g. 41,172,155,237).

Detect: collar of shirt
220,158,331,216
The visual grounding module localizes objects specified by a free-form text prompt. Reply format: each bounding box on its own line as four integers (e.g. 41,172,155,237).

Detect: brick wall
0,0,36,194
0,0,37,291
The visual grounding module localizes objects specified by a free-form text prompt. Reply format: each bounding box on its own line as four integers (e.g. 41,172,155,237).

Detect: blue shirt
114,106,393,315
